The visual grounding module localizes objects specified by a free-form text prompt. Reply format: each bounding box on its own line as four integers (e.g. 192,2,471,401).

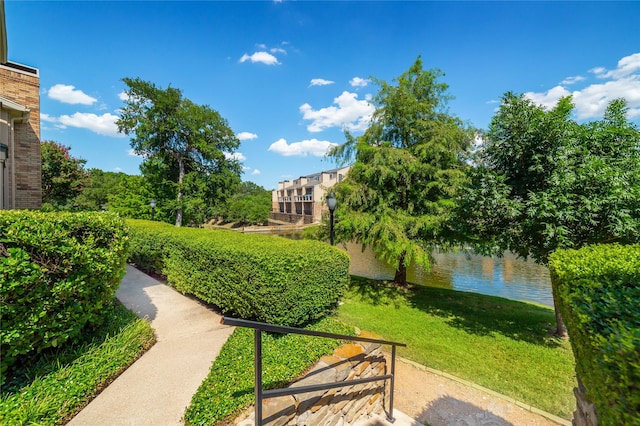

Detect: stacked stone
572,380,597,426
235,331,389,426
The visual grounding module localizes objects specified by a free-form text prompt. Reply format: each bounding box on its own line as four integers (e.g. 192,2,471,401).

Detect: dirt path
392,356,571,426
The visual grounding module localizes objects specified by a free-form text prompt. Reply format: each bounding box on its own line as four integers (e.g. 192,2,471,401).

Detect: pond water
274,231,553,307
341,242,553,307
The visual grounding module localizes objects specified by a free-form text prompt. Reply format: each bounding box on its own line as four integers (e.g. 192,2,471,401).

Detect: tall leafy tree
107,174,156,220
458,93,640,336
329,57,472,285
73,168,126,211
116,78,241,226
40,140,89,207
224,181,272,225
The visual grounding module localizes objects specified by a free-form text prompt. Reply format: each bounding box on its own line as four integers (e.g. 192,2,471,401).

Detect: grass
337,276,577,420
184,317,355,426
0,301,155,425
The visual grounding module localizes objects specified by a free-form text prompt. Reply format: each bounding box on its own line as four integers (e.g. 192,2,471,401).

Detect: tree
107,174,156,220
458,93,640,336
329,57,473,285
73,168,126,211
41,140,89,207
224,182,272,225
116,78,241,226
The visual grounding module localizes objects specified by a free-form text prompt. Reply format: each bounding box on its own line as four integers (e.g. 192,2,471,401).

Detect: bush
549,244,640,426
1,302,155,426
127,220,350,326
0,211,129,378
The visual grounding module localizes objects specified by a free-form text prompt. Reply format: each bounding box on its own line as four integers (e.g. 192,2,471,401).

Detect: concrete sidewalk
68,265,235,426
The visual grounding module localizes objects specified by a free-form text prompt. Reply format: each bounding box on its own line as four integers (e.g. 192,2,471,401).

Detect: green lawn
337,276,576,419
185,317,355,425
0,302,155,426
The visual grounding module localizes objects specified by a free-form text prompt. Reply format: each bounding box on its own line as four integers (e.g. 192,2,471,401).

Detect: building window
338,174,343,182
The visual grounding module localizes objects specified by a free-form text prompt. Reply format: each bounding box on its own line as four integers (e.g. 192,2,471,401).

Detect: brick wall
0,63,42,209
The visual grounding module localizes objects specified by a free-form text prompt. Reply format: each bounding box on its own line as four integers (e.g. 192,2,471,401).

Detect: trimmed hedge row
549,244,640,426
127,220,350,327
0,211,129,378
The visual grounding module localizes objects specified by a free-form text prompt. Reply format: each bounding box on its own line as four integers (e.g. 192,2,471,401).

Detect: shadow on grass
348,276,562,348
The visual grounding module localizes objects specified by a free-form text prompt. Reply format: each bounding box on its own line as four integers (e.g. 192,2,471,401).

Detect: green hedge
0,211,129,378
549,244,640,426
127,220,350,327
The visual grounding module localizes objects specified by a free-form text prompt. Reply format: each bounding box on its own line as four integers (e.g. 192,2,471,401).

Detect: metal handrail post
255,329,263,426
388,345,396,422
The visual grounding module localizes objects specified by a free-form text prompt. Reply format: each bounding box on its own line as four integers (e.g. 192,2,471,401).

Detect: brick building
0,3,42,209
271,166,350,225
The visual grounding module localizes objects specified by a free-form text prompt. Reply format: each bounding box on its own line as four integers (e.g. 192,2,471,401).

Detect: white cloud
127,149,143,158
310,78,334,87
524,86,571,110
592,53,640,79
58,112,122,137
237,131,258,140
118,91,130,101
113,167,123,172
573,77,640,119
225,152,246,162
523,52,640,120
48,84,97,105
270,47,287,55
300,91,374,132
560,75,585,85
40,113,57,123
239,51,280,65
350,77,368,88
251,169,261,175
268,138,338,157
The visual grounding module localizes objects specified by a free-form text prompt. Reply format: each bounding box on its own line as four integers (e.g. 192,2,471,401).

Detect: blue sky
5,1,640,190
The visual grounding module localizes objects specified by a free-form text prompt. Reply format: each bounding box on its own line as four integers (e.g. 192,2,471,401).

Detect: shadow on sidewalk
115,265,159,321
418,396,514,426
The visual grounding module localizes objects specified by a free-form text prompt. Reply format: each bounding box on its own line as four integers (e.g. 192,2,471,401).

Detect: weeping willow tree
329,57,473,285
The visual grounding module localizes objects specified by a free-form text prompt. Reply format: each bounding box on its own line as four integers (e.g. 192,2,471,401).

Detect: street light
150,200,156,220
326,191,337,246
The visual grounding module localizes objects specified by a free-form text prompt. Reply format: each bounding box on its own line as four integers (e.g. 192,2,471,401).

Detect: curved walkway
68,265,234,425
68,266,570,426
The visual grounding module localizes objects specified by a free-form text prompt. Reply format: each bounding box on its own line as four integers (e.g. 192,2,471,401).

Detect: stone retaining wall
235,331,389,426
572,379,598,426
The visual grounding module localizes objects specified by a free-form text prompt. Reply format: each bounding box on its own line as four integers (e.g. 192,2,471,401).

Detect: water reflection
271,232,553,307
340,242,553,307
338,243,553,306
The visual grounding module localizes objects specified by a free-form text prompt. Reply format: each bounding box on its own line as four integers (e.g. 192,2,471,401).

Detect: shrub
0,302,155,426
126,219,176,273
0,211,129,378
127,220,350,327
549,244,640,426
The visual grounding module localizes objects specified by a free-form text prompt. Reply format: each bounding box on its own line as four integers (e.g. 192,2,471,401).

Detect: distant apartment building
271,166,350,225
0,4,42,209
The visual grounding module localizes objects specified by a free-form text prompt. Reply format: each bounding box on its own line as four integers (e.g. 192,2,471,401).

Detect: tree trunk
394,251,407,286
553,296,568,338
175,157,184,227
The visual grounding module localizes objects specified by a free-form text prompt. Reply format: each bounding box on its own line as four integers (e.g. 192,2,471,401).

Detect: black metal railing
221,317,407,425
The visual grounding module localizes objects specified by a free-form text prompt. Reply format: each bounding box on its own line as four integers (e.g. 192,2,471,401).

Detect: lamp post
326,191,337,246
150,200,156,220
